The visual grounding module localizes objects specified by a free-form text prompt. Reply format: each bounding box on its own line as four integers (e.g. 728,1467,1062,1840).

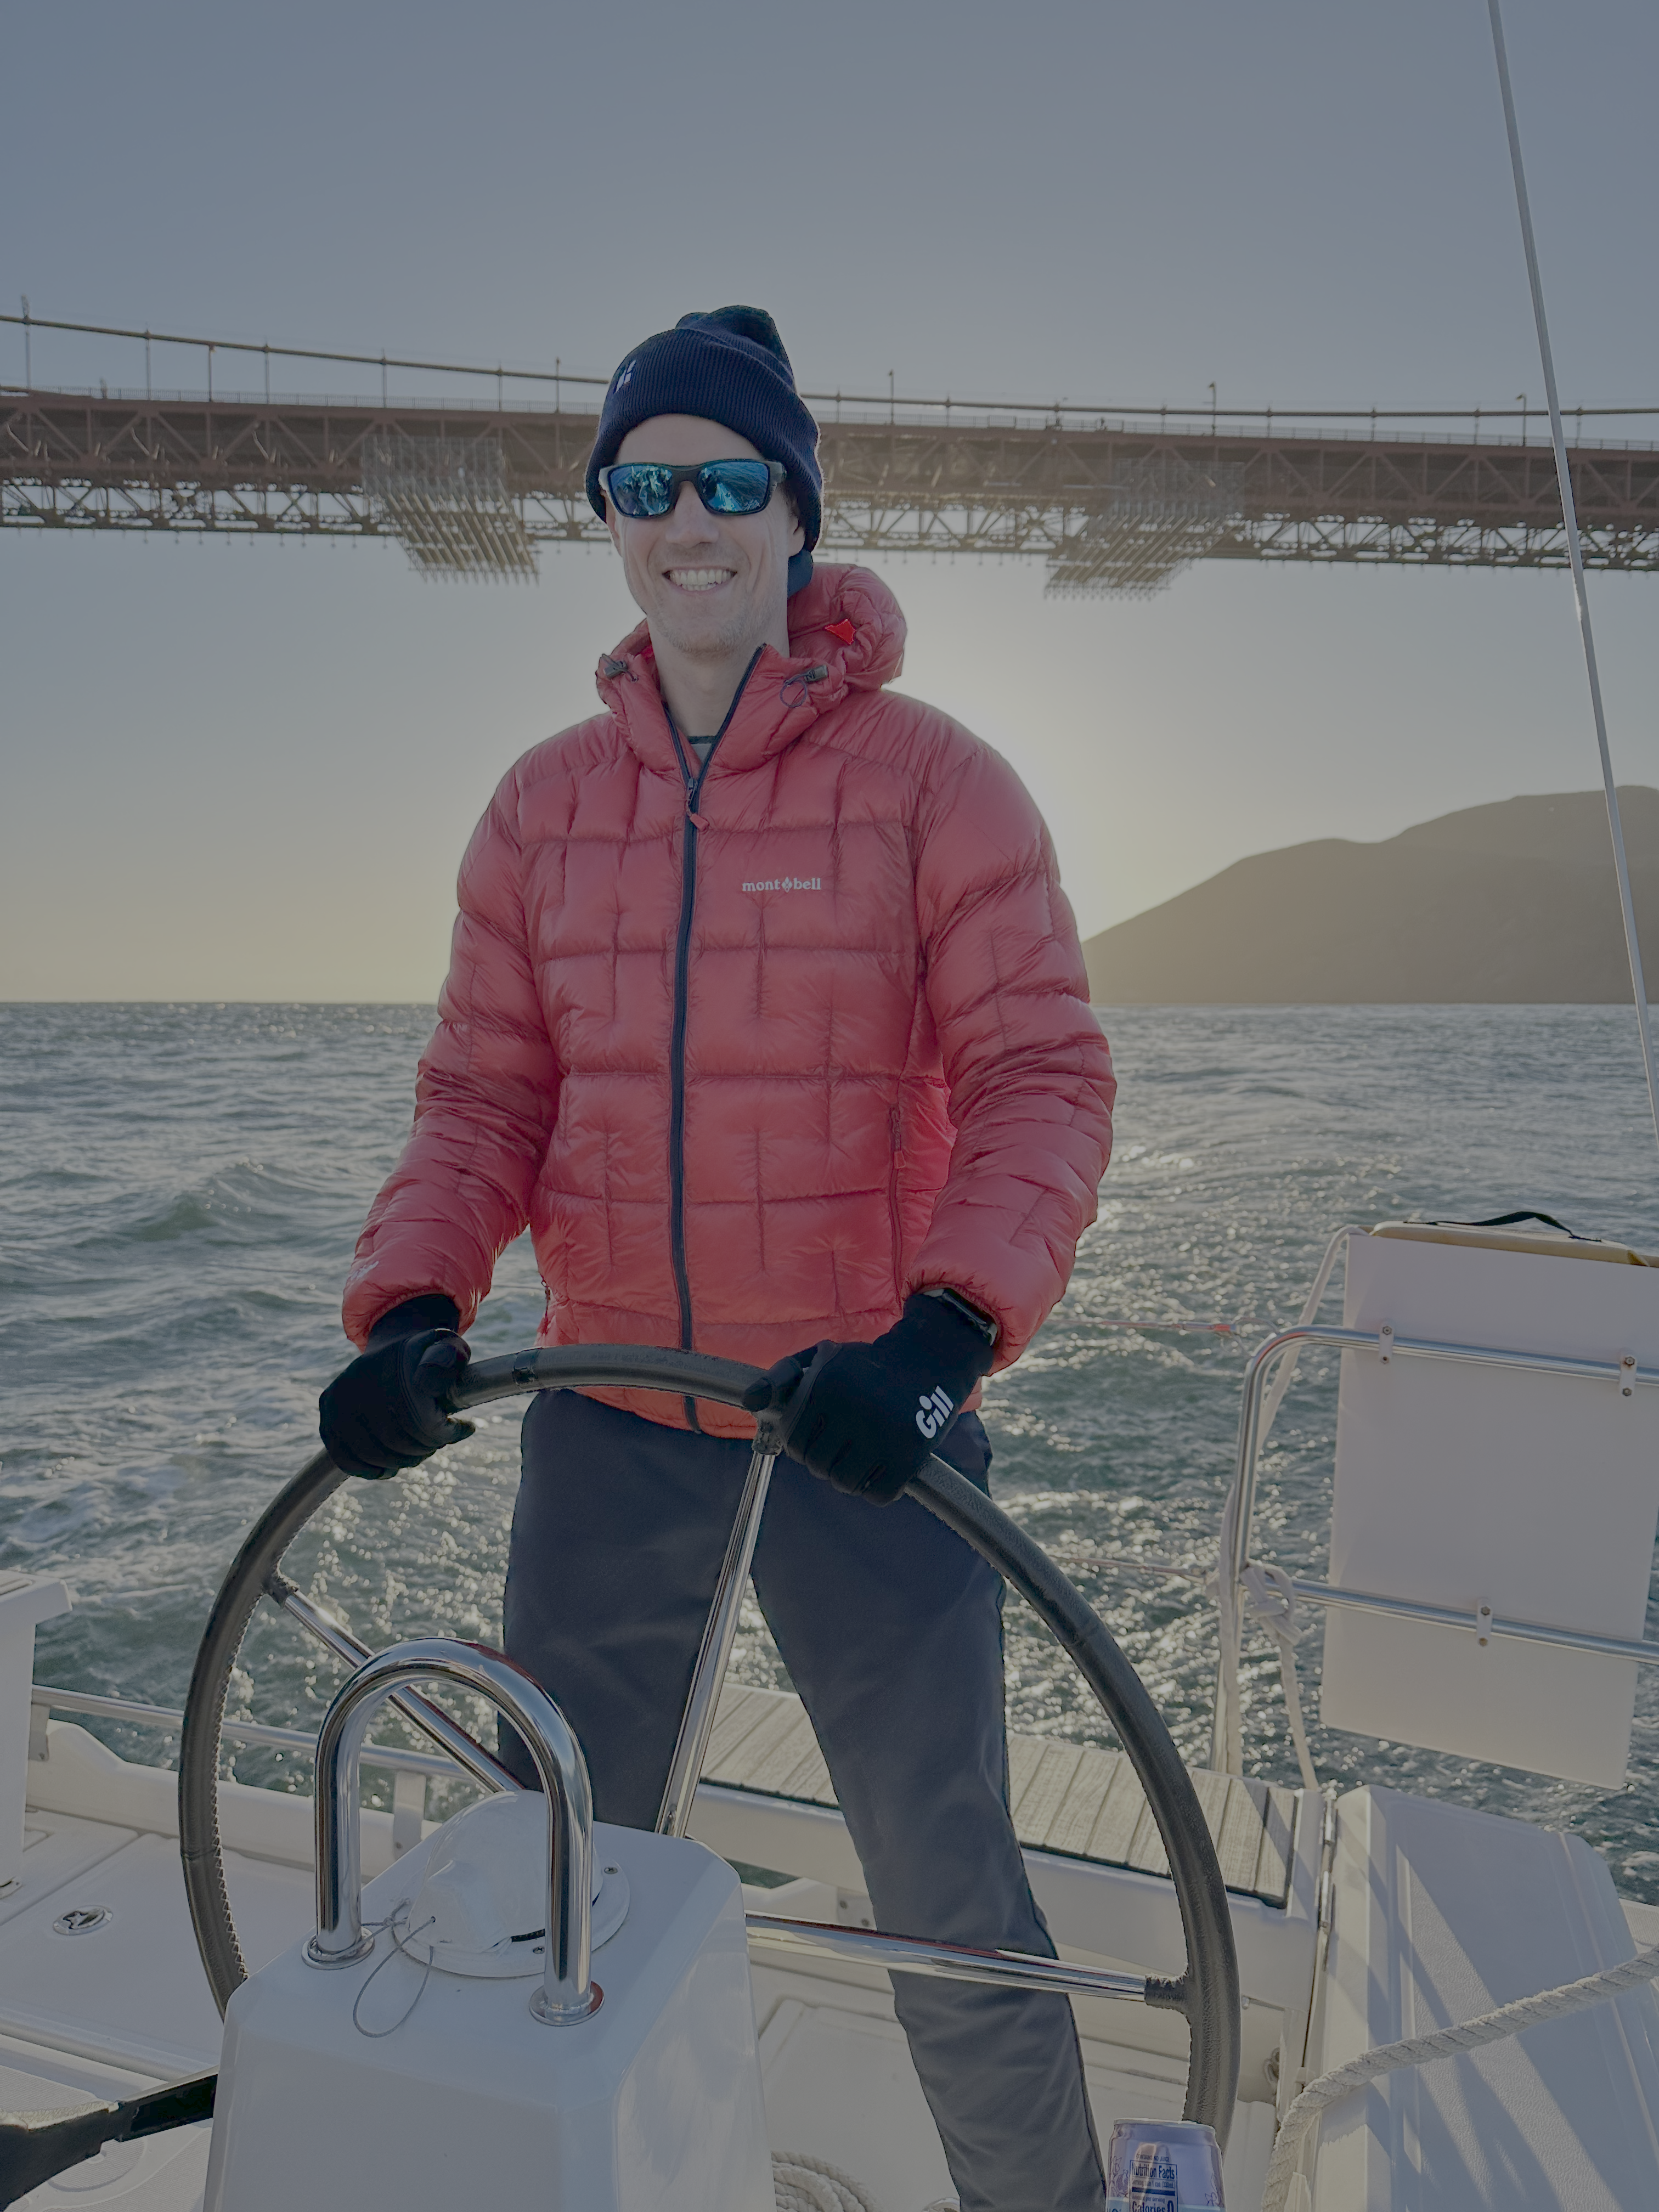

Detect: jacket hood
779,563,906,693
593,564,907,780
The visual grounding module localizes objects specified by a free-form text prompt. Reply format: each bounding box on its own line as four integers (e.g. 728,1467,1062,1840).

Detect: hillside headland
1083,788,1659,1005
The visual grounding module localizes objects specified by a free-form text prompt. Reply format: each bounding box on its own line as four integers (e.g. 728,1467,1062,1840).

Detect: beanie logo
613,359,636,392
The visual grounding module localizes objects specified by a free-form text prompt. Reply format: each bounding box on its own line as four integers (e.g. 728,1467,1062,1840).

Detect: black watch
919,1284,1000,1349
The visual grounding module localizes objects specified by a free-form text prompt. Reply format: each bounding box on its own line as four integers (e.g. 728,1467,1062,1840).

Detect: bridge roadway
3,386,1656,592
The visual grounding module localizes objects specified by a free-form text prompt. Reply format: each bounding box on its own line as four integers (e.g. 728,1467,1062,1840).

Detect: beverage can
1105,2118,1226,2210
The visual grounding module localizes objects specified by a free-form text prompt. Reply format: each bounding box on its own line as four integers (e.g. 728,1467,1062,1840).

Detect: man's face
606,415,805,673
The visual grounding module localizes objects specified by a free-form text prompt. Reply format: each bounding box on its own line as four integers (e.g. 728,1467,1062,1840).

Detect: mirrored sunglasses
599,458,784,521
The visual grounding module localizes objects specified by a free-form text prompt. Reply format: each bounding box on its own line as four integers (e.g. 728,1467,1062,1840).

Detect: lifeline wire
1487,0,1659,1163
349,1908,437,2040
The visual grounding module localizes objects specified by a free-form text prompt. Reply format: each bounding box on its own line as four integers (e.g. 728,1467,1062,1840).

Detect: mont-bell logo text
915,1386,955,1440
742,875,822,894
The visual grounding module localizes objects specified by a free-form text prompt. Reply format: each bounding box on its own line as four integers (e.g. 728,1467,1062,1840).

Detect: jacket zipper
887,1106,905,1304
665,650,763,1427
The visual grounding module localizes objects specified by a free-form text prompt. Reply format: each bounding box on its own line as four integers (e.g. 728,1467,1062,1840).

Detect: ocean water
4,1001,1659,1895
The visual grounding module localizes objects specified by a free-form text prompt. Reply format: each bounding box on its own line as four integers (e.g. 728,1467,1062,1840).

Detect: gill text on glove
741,1291,996,1504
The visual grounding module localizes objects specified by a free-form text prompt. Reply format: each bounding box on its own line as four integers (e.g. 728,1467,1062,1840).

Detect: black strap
1420,1210,1589,1241
1,2075,215,2208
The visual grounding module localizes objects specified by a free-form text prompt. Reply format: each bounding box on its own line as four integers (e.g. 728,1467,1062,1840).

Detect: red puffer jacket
343,564,1115,1437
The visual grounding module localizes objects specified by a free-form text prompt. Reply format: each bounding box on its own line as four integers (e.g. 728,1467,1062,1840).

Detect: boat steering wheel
178,1346,1241,2139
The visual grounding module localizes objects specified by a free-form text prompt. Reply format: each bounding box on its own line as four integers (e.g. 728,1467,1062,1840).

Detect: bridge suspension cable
4,307,1657,430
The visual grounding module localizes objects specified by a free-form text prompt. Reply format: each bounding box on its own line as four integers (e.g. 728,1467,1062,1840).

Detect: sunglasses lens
698,461,775,515
605,459,775,518
606,464,675,518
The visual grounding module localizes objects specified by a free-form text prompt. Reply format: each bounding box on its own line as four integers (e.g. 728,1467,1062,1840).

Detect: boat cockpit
5,1215,1659,2211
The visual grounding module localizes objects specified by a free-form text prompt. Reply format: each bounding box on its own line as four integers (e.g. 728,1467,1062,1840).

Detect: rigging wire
1487,0,1659,1163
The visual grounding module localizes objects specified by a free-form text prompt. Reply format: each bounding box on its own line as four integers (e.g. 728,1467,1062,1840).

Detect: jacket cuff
365,1293,462,1350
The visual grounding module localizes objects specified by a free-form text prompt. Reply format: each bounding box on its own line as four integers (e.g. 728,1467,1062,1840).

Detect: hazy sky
3,0,1656,1000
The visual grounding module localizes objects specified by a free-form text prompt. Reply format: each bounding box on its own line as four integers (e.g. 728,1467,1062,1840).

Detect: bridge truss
3,387,1656,595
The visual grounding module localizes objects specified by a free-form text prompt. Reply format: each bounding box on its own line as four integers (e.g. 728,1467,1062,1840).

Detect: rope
771,2151,886,2210
1257,1230,1353,1455
1238,1562,1320,1795
1205,1554,1321,1793
1260,1942,1659,2212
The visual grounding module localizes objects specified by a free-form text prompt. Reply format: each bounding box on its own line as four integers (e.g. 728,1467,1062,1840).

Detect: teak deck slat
1013,1742,1088,1843
1005,1735,1048,1816
701,1684,1295,1906
1040,1748,1119,1859
739,1712,822,1797
1252,1779,1297,1901
1086,1761,1152,1869
1218,1778,1274,1894
702,1685,774,1773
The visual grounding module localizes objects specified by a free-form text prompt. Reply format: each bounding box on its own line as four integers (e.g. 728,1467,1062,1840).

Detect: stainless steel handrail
745,1915,1154,2001
1289,1580,1659,1666
307,1638,600,2024
1233,1322,1654,1604
1211,1312,1659,1770
656,1448,775,1838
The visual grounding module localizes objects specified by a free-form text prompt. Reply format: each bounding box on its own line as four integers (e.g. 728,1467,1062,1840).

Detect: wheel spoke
264,1570,517,1795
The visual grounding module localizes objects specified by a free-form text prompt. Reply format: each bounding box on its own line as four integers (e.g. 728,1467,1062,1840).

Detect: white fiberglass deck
17,1698,1659,2210
7,1715,1285,2211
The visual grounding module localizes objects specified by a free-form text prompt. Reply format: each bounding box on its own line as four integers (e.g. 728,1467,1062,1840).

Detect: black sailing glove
742,1292,996,1505
318,1294,474,1479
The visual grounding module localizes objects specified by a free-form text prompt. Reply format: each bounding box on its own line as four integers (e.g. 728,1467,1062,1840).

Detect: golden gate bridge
3,312,1656,596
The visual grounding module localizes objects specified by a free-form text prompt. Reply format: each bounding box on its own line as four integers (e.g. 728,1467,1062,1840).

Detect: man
320,306,1116,2211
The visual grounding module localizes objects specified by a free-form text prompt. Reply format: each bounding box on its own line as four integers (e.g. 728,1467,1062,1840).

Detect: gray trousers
500,1386,1106,2212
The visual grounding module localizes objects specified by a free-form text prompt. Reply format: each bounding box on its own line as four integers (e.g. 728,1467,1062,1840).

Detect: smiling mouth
665,567,736,592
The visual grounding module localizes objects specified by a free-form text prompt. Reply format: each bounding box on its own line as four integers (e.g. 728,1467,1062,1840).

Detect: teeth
668,568,735,591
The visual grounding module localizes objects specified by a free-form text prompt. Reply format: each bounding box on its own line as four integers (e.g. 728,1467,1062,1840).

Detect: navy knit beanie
586,306,822,596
